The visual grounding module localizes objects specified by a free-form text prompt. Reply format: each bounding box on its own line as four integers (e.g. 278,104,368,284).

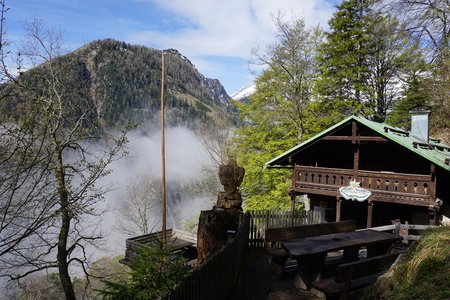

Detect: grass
372,226,450,300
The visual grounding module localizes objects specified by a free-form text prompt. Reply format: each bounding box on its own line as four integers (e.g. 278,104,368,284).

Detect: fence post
401,221,409,243
393,220,401,235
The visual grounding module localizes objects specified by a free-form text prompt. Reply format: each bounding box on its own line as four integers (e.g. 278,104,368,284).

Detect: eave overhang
265,116,450,172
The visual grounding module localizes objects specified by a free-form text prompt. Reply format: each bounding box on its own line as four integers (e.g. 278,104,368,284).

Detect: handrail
293,165,435,200
358,221,439,242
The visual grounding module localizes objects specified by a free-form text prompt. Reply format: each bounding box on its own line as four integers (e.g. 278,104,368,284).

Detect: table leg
367,241,393,257
343,246,361,260
294,253,326,290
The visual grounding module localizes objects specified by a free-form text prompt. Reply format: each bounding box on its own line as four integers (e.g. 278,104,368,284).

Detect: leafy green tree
250,13,323,141
235,15,323,210
234,84,295,210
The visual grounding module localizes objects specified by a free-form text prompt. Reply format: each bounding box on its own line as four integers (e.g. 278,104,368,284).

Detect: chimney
409,105,431,143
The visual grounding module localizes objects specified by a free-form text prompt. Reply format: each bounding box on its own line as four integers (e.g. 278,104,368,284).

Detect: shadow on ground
235,249,322,300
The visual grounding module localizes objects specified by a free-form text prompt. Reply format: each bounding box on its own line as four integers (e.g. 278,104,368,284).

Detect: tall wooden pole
161,51,167,246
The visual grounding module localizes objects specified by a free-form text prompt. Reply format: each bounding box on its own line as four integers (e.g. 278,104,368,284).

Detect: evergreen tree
386,75,429,128
316,0,375,110
100,244,191,299
428,49,450,142
316,0,424,122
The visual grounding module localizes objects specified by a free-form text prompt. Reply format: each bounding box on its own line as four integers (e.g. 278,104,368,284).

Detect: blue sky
6,0,340,94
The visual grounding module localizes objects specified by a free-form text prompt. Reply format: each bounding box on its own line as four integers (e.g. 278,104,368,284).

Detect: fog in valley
96,124,219,256
0,123,220,297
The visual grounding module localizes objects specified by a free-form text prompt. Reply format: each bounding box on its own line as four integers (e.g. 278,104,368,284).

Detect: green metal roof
266,115,450,172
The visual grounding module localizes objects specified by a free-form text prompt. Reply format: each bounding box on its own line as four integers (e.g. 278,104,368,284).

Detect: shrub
99,243,192,299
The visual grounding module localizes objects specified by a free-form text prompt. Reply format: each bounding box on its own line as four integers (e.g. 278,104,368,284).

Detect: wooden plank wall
162,213,250,300
247,210,322,249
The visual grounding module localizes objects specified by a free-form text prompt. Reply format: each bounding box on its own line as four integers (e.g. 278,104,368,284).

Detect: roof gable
266,116,450,172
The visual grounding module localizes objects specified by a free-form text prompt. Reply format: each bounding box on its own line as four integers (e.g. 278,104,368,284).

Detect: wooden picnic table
282,229,401,290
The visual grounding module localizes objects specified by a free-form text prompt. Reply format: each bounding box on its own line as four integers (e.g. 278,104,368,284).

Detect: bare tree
116,174,161,236
387,0,449,137
0,17,127,300
388,0,450,59
366,13,425,121
200,111,236,166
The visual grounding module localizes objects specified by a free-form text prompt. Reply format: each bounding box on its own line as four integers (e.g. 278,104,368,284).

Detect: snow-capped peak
231,85,256,100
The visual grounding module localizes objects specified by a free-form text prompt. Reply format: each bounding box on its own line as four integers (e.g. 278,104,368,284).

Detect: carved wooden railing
293,165,435,206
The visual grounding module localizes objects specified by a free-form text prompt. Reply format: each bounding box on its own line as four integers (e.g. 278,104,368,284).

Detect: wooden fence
162,213,250,300
359,220,438,243
160,210,320,298
247,210,321,248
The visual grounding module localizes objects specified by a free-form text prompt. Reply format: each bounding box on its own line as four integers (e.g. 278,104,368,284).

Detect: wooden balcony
293,165,435,207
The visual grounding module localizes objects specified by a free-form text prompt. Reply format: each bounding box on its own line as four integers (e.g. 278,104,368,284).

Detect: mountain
2,39,231,128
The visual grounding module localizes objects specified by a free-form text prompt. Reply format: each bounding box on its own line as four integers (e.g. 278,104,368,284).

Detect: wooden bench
264,220,356,275
312,252,401,300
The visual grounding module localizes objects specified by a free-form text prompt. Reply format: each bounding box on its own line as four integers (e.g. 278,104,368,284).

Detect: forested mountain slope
1,39,231,128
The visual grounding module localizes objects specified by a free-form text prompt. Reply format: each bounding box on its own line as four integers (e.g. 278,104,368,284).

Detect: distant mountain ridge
2,39,231,128
164,48,230,107
231,85,256,101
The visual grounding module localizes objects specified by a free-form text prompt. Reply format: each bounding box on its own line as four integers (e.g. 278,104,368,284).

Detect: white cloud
8,0,338,94
125,0,336,92
128,0,336,60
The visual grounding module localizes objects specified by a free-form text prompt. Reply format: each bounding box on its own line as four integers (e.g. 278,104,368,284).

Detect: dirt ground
235,249,323,300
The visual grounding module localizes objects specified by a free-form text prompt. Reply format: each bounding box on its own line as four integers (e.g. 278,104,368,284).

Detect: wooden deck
121,229,197,266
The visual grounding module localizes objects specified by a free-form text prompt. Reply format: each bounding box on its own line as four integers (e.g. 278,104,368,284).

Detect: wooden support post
352,121,359,179
367,201,373,228
429,164,436,201
336,197,342,222
289,189,296,213
429,208,437,226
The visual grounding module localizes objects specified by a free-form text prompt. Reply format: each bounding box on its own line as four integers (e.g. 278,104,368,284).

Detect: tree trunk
58,215,76,300
197,209,240,265
55,145,76,300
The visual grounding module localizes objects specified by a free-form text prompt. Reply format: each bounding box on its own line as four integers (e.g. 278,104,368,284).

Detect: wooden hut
266,112,450,228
